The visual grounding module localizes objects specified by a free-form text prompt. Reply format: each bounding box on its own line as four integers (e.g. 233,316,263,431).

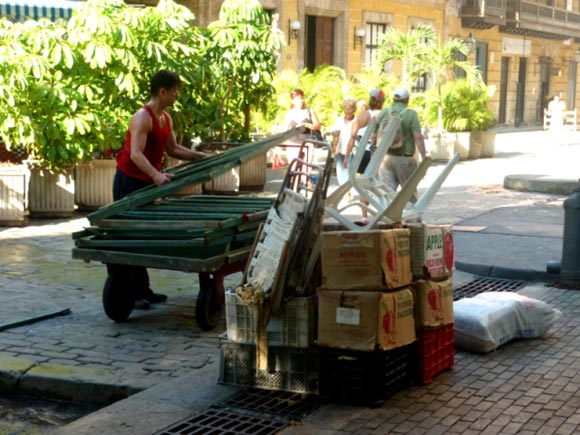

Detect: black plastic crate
318,343,416,406
218,339,319,394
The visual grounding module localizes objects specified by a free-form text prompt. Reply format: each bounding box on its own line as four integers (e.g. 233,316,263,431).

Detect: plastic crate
417,323,455,384
318,343,416,406
225,292,315,348
218,338,319,394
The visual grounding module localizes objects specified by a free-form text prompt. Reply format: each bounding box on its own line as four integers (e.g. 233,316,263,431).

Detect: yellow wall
189,0,580,127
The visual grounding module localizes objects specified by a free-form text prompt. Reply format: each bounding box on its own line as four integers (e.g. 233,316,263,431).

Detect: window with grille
364,22,388,68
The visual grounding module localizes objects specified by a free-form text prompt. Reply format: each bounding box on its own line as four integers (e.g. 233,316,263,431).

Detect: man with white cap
376,86,426,203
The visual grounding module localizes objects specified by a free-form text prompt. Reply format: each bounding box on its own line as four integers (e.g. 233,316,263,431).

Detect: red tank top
116,105,171,183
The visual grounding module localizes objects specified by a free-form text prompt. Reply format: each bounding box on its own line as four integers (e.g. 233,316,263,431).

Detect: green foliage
0,0,281,169
423,79,495,132
190,0,284,142
375,25,435,90
252,65,395,135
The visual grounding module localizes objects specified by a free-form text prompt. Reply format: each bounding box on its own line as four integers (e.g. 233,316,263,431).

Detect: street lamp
354,27,366,49
288,19,301,44
464,33,477,53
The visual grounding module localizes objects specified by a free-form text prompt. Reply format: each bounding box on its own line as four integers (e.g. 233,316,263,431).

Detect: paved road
0,128,579,434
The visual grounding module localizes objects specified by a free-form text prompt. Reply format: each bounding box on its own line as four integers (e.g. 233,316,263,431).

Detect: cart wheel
196,273,224,331
102,274,134,322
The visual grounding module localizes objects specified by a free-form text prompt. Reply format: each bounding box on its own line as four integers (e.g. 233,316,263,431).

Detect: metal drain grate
154,407,288,435
154,388,327,435
215,388,327,421
546,279,580,290
454,277,527,301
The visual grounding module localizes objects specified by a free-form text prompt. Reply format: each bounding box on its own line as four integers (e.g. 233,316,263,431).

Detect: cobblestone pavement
0,129,578,434
282,285,580,435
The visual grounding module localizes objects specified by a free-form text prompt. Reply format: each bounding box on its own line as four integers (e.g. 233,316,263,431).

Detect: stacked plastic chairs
324,115,460,230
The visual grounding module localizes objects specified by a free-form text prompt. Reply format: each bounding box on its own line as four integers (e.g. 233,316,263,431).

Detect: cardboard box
321,229,412,290
317,288,416,351
377,288,416,350
409,224,454,280
317,290,380,351
381,228,413,289
412,279,454,329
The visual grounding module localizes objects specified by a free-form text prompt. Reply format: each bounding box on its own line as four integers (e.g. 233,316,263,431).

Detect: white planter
162,156,203,196
468,133,482,160
0,164,27,225
26,161,75,218
239,152,267,190
477,131,496,158
203,168,240,194
74,159,116,210
428,133,454,162
453,132,470,161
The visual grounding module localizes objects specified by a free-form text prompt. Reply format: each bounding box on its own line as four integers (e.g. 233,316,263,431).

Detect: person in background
113,69,208,310
377,87,426,204
277,89,322,168
546,94,566,131
331,98,358,186
343,89,386,223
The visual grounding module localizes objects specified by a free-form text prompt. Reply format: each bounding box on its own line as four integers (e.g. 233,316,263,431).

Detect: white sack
454,291,562,353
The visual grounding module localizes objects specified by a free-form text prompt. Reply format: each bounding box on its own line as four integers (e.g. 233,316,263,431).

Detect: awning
0,0,82,22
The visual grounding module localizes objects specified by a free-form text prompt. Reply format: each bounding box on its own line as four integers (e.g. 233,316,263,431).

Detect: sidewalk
1,128,579,434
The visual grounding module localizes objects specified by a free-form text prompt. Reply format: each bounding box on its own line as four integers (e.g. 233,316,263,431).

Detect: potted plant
0,0,204,216
424,79,495,160
0,144,28,225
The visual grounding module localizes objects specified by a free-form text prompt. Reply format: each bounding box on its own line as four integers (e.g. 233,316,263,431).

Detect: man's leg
112,169,167,307
394,156,419,204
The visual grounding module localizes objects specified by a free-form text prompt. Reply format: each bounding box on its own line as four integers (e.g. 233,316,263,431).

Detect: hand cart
71,130,300,331
72,195,274,331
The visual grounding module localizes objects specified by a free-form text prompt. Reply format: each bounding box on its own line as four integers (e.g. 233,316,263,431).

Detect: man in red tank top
113,70,208,310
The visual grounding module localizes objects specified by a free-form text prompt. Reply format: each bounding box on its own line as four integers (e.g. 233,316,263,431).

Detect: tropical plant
0,0,200,170
190,0,284,142
376,25,485,132
253,65,378,136
423,36,484,131
374,25,435,90
423,79,495,132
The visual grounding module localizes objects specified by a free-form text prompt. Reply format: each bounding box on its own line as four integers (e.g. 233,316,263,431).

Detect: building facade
132,0,580,128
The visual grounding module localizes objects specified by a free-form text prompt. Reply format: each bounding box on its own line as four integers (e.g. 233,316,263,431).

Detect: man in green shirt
379,87,426,203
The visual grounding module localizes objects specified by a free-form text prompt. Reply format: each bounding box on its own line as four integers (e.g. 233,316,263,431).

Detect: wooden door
306,16,334,71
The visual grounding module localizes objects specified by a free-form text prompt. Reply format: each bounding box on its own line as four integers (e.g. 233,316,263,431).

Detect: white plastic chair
325,115,460,230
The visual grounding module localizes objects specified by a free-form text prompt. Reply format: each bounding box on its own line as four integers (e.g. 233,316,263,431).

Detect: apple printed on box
380,228,412,290
412,279,454,329
409,224,454,280
377,288,416,351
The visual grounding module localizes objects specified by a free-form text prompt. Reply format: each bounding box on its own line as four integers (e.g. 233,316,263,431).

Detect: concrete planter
453,132,470,160
0,164,27,225
201,142,267,191
26,161,75,218
428,133,454,162
162,156,203,196
203,168,240,194
475,131,496,158
238,152,267,190
468,133,482,159
74,159,116,211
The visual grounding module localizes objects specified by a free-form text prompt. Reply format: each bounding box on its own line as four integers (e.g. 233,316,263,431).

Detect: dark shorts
357,150,371,174
113,168,151,201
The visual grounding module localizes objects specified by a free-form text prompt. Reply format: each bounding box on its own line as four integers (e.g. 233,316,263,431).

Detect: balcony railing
506,0,580,38
461,0,507,28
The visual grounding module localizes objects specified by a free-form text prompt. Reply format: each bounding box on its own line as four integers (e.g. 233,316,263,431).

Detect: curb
504,174,579,195
0,357,143,405
455,261,557,282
